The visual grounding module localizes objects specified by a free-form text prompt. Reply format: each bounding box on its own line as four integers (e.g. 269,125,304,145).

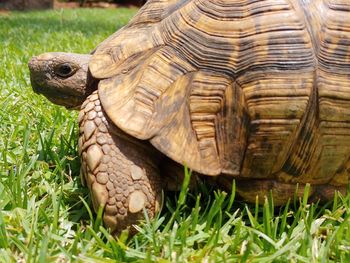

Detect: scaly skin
78,91,162,232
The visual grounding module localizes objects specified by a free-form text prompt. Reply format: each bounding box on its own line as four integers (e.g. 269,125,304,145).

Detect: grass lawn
1,7,350,262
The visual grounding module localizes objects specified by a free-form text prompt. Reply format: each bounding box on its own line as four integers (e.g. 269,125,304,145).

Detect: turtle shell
89,0,350,187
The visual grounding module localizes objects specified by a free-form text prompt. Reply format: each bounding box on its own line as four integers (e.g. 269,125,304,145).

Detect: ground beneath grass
1,7,350,262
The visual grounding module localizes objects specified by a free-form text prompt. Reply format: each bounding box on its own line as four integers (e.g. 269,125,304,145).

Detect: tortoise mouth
35,86,86,109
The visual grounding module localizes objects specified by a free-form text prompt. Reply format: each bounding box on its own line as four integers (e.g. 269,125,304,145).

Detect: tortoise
28,0,350,232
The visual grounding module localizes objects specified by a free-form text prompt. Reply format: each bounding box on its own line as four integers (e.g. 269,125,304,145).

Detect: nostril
28,57,37,70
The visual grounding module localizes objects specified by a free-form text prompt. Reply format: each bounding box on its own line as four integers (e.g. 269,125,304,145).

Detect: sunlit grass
1,8,350,262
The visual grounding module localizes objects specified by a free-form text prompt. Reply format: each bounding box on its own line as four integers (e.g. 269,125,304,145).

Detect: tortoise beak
28,53,57,93
28,56,41,93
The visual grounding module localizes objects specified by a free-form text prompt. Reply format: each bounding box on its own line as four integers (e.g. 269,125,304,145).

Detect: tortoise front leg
78,91,162,233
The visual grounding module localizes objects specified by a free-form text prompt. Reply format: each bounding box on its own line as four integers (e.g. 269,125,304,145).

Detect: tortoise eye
56,63,76,78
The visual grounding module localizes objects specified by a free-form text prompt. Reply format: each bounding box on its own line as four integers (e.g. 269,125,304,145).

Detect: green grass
1,7,350,262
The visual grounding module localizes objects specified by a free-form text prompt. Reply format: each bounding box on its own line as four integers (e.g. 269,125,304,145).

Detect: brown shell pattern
89,0,350,185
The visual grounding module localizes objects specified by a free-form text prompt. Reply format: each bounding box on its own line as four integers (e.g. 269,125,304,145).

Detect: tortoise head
28,52,95,109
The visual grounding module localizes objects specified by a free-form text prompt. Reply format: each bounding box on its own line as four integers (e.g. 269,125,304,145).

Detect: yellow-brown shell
89,0,350,186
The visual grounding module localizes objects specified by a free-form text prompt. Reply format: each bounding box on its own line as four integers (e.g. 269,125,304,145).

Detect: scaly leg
78,91,162,233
